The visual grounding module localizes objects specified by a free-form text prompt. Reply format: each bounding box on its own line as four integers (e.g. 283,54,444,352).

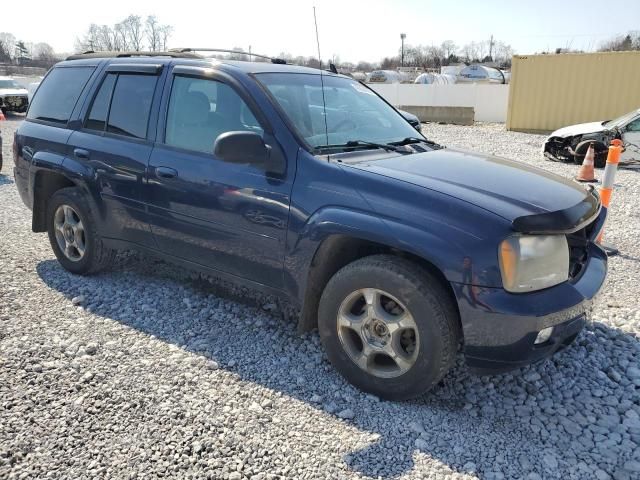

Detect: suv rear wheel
318,255,459,400
46,187,116,274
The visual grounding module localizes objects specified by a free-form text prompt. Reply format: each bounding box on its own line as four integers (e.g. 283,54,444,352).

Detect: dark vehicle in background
0,76,29,114
13,51,607,400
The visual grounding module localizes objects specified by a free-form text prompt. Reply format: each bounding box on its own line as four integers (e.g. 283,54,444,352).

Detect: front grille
566,220,597,279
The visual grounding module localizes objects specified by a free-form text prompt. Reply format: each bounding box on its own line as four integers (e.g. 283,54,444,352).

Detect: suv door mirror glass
214,131,270,165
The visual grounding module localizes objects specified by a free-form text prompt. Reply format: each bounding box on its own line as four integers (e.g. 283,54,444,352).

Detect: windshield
604,110,640,128
256,73,421,150
0,79,23,89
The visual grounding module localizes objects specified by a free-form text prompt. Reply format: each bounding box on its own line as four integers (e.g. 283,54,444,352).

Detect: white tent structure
457,65,507,84
414,73,457,85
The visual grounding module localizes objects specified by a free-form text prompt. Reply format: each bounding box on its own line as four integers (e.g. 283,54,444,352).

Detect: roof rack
65,50,203,61
169,48,287,64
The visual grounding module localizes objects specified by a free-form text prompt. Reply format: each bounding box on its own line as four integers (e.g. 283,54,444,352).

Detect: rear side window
86,74,116,131
27,66,95,124
85,73,157,139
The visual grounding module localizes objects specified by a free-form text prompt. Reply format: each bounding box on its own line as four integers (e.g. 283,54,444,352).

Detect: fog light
534,327,554,345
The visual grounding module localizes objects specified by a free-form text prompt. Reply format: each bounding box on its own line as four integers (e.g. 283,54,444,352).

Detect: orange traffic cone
0,110,5,121
575,142,598,183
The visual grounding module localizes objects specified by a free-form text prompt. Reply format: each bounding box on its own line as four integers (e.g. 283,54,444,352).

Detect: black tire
46,187,116,275
318,255,459,401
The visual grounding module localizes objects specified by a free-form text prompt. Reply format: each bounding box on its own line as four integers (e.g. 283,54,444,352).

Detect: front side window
165,75,263,154
625,117,640,132
256,73,419,150
27,66,95,124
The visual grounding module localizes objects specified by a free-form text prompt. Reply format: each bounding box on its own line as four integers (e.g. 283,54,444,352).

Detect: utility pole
489,34,495,61
400,33,406,67
248,45,252,62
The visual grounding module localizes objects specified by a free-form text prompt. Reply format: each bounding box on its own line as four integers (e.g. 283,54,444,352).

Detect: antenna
313,6,329,147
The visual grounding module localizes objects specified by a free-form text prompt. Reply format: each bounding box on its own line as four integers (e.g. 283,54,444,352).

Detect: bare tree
33,42,56,61
145,16,160,51
441,40,457,60
122,15,143,51
113,23,129,51
599,32,640,51
159,24,173,51
0,32,17,61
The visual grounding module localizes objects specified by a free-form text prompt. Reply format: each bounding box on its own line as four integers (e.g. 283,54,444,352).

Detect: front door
145,68,293,289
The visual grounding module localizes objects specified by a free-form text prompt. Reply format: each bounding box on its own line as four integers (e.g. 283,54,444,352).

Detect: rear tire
318,255,459,401
46,187,116,275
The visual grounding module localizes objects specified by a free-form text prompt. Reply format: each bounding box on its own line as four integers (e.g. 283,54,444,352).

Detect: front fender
285,205,475,306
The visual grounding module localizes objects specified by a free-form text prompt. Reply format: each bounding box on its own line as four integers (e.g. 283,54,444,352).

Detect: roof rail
169,48,287,64
65,50,203,61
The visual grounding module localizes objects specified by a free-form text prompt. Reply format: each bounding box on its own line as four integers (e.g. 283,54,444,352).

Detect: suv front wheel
318,255,459,400
46,187,116,275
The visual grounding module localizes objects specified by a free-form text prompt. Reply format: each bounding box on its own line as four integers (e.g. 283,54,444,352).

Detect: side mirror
398,109,421,132
214,131,270,165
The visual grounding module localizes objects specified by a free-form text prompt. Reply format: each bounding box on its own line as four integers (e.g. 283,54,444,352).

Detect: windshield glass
256,73,421,150
604,110,639,128
0,79,23,89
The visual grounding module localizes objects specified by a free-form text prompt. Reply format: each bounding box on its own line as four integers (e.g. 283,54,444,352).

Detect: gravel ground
1,116,639,480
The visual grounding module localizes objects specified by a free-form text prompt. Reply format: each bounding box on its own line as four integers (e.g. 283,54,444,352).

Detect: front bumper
454,242,607,374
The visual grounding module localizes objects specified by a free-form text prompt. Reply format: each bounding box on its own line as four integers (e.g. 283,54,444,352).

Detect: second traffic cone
0,110,5,121
575,142,598,183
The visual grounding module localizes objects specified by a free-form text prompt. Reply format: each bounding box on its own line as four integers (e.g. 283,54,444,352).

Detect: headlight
499,235,569,293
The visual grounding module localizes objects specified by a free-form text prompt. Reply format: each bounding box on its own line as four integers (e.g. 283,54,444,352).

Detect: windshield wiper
389,137,443,149
314,140,403,154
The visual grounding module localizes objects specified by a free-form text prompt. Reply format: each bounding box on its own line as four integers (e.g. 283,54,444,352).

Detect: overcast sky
13,0,640,62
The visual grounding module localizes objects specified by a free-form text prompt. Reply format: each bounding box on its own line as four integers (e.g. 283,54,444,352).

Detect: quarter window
165,75,263,154
27,66,95,124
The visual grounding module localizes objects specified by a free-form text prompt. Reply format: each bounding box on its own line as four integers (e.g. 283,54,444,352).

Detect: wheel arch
32,169,77,232
297,233,461,335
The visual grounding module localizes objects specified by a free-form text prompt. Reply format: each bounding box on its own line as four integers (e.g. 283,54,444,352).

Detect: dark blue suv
14,51,607,400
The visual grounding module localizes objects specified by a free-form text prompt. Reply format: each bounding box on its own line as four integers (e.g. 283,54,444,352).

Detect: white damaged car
0,76,29,114
543,108,640,167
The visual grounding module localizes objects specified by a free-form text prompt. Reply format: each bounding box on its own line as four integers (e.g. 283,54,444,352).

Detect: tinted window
86,74,116,131
107,74,157,138
165,75,263,154
27,67,94,124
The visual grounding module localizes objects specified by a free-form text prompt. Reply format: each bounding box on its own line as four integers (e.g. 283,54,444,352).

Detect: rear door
67,63,162,246
145,65,293,289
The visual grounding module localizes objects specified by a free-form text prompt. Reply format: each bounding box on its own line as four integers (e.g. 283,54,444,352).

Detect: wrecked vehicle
543,108,640,167
0,76,29,114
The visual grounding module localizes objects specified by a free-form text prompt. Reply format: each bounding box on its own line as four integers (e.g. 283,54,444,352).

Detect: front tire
318,255,459,401
46,187,116,275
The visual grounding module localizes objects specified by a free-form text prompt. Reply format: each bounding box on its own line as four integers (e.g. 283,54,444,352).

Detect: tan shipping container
506,51,640,133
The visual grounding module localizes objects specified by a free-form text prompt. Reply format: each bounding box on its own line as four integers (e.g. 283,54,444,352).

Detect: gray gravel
1,116,639,480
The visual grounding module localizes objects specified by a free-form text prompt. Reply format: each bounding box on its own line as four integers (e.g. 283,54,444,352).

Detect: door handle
74,148,90,159
155,166,178,179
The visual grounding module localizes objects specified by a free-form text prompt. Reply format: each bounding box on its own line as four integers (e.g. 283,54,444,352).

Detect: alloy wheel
337,288,419,378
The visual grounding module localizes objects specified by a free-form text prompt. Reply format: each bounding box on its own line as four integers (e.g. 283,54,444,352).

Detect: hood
349,148,599,232
549,121,605,138
0,88,28,96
